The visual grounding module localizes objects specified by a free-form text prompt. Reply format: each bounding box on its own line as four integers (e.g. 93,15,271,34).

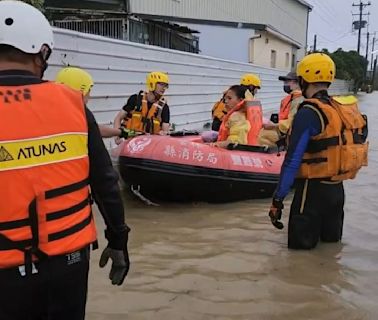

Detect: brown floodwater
86,92,378,320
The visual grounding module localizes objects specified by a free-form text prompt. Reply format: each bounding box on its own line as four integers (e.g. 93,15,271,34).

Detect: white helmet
0,0,54,54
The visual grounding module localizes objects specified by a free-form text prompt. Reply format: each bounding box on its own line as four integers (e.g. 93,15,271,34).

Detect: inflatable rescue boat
116,133,284,202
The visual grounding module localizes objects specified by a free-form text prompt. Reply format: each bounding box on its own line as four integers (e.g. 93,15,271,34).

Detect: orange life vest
212,96,227,121
217,99,263,145
0,82,97,270
279,90,302,121
126,91,166,134
297,96,368,181
246,99,263,145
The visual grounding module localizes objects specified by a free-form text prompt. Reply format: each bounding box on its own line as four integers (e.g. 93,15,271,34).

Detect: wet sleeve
274,107,322,200
122,94,138,113
85,107,129,249
161,103,170,123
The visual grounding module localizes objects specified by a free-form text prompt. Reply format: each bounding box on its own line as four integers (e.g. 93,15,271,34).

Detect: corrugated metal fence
46,28,351,131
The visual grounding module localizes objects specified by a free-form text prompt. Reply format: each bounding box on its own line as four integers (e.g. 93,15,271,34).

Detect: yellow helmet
55,67,94,95
146,71,169,91
240,73,261,88
296,53,335,84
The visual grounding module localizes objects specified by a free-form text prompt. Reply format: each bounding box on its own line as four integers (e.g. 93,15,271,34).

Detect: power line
313,31,355,51
333,31,354,42
311,0,344,32
310,9,337,30
317,31,353,44
317,34,334,43
267,0,304,26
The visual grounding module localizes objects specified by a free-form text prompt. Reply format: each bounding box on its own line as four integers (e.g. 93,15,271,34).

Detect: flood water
86,92,378,320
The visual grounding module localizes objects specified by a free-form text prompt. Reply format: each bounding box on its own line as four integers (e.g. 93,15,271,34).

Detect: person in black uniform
268,53,368,250
113,71,170,144
0,2,130,319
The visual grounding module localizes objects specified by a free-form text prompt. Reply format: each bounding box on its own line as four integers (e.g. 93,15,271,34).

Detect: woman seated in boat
213,85,250,147
211,73,262,132
213,84,263,148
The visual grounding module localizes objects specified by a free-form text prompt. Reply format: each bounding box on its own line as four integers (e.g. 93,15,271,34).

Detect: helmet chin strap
39,60,48,79
299,78,310,98
38,47,51,79
153,90,161,100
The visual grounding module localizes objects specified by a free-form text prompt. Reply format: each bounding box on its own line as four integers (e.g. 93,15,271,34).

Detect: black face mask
283,84,292,94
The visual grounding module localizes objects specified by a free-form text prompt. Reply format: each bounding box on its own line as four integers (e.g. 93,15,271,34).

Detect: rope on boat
130,185,160,206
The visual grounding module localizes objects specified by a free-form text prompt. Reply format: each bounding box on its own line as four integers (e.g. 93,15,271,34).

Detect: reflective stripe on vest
0,133,87,172
0,82,97,269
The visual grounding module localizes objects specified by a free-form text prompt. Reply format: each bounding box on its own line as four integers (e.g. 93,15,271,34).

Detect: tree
320,48,368,91
21,0,44,12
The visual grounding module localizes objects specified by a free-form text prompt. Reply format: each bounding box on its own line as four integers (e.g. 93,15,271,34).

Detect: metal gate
52,18,127,40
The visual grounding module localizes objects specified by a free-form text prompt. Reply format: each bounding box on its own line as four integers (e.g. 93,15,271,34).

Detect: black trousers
288,179,345,250
0,247,90,320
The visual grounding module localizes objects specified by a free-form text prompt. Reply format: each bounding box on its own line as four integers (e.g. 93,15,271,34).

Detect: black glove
268,198,284,230
99,228,130,286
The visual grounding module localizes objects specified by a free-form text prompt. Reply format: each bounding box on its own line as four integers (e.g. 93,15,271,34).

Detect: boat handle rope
130,185,160,206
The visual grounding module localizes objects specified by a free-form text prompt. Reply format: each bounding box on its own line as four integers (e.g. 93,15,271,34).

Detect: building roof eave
131,13,266,30
296,0,313,11
264,25,302,48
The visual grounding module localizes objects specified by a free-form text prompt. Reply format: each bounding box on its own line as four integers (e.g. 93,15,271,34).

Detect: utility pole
313,34,317,52
366,32,370,59
371,34,376,70
369,33,378,70
371,57,377,89
353,1,371,55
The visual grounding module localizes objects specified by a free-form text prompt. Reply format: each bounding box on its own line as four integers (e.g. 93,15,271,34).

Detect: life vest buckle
18,262,38,277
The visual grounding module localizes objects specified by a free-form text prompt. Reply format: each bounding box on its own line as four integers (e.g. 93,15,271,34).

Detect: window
292,53,296,69
285,52,290,68
270,50,277,68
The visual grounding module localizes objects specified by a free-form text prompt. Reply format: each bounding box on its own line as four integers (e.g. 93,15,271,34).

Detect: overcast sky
307,0,378,56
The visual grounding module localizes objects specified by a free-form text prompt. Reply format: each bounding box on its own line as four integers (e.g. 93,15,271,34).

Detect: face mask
283,84,292,94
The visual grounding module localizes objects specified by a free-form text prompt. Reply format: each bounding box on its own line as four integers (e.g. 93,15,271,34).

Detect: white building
127,0,312,70
49,0,312,70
